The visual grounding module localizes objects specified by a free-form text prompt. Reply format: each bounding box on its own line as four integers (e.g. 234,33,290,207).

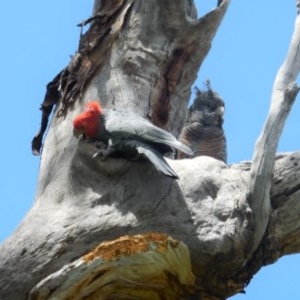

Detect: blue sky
1,1,300,299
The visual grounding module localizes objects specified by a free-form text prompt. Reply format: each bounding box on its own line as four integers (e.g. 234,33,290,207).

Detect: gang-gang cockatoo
73,101,193,179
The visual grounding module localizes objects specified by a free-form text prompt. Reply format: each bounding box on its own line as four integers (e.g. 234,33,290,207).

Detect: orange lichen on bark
29,232,196,299
83,232,179,262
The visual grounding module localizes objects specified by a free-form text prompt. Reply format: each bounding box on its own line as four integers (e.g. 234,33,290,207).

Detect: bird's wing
104,109,193,155
119,141,177,179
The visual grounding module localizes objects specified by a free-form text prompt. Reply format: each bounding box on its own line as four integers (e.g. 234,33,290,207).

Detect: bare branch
269,151,300,256
248,3,300,251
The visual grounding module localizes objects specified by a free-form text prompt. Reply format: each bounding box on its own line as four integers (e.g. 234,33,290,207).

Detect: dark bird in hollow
178,84,227,163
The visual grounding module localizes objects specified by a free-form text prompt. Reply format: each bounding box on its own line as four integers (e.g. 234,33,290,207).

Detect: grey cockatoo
178,84,227,163
73,101,193,179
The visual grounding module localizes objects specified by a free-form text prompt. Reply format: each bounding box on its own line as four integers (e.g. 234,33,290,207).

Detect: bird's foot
93,141,114,160
93,149,109,159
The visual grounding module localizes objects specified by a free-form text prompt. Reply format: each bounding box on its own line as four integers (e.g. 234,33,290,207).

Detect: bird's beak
215,106,225,117
73,128,86,141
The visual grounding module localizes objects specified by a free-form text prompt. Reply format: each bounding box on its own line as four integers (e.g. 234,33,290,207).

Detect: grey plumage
178,84,227,163
93,109,193,179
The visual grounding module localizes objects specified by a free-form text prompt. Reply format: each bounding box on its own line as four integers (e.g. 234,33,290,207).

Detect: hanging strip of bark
31,0,134,155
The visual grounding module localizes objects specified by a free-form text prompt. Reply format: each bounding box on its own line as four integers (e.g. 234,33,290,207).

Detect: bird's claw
93,150,107,159
92,141,110,159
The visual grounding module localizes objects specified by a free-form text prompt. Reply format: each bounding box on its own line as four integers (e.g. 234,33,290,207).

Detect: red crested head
73,101,103,138
85,101,102,114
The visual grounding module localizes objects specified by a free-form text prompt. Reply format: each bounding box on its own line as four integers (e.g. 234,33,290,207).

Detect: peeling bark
28,233,197,299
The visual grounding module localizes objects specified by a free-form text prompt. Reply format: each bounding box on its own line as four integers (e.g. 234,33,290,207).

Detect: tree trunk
1,1,300,300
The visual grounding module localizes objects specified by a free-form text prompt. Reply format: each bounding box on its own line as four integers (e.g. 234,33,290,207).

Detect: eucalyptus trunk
1,1,300,300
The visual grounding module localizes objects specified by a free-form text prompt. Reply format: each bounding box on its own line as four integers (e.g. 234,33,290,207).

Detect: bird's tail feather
155,138,193,156
136,144,179,179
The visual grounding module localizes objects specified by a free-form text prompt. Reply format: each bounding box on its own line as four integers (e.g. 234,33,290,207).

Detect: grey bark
1,1,300,300
248,10,300,251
